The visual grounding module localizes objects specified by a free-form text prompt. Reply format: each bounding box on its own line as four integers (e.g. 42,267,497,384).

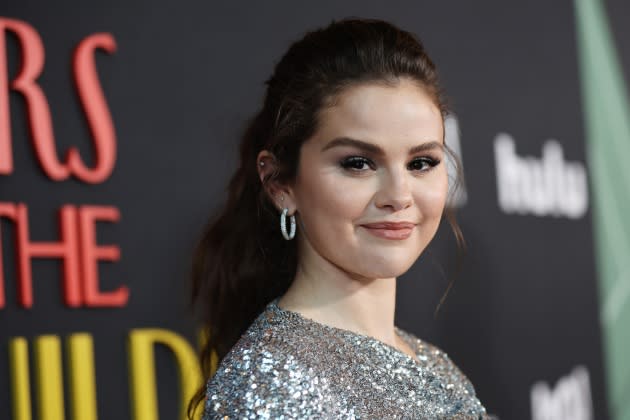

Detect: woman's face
289,78,448,280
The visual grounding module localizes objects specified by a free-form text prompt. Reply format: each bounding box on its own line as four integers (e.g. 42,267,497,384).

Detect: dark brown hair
187,17,465,419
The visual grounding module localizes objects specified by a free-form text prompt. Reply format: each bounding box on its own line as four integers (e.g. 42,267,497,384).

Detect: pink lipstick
360,222,416,240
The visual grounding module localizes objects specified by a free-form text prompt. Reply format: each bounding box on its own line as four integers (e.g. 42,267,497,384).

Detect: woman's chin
354,263,415,281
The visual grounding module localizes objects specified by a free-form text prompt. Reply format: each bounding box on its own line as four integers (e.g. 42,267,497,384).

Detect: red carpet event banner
1,0,627,419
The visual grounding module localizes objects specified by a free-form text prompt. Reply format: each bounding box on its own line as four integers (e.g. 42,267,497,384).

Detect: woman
189,18,489,419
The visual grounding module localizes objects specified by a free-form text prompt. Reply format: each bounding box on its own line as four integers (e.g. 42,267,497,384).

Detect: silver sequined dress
203,297,489,419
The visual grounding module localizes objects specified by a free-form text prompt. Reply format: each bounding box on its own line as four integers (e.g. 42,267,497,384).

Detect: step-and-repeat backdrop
1,0,628,419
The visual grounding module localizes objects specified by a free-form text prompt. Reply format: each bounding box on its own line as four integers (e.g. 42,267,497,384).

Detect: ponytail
186,112,297,419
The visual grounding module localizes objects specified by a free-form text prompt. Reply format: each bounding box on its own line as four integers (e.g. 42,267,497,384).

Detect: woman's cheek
417,177,448,212
320,174,370,213
298,177,343,227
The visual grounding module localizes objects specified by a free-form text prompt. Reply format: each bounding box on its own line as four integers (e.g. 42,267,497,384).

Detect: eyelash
339,156,441,173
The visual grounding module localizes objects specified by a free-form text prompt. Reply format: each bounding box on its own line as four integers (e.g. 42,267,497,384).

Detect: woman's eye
408,157,440,171
340,157,374,171
340,156,441,173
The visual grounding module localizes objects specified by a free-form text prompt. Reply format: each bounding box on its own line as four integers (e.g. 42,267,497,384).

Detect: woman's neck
277,255,399,349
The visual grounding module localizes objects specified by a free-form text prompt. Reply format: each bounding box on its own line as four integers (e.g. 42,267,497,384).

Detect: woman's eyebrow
321,136,443,155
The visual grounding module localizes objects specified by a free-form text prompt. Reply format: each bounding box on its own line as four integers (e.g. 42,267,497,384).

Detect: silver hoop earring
280,208,296,240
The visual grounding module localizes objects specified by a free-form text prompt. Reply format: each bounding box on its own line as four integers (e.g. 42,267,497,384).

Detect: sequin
203,297,490,419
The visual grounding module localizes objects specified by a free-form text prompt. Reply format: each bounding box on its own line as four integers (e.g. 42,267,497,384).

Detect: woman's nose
374,168,413,211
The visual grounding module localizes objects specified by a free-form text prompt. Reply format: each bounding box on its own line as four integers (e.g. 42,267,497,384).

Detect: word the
0,202,126,308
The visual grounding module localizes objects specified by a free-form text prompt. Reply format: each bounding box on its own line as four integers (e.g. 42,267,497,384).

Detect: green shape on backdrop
574,0,630,419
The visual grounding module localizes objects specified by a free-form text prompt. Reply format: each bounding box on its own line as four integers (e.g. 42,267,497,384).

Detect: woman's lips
360,222,416,240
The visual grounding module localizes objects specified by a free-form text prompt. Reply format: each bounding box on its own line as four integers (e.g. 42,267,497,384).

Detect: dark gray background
1,1,624,418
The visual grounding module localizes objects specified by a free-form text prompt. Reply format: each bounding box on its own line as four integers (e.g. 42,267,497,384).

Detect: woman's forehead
314,81,443,149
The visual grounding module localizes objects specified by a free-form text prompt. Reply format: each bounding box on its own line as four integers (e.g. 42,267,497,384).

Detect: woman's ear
256,150,298,214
